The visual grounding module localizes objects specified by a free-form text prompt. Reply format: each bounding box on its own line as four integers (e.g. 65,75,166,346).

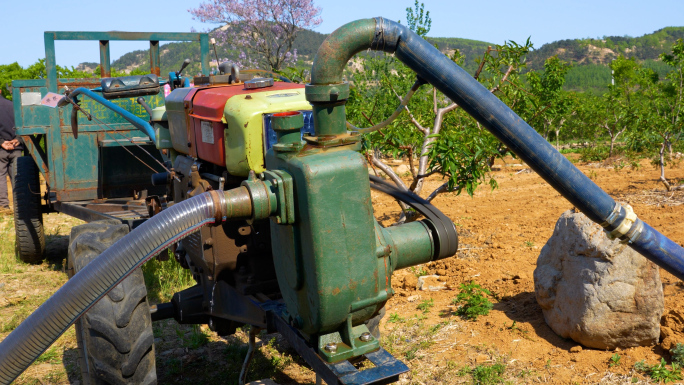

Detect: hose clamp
600,202,622,228
604,203,639,242
207,190,226,224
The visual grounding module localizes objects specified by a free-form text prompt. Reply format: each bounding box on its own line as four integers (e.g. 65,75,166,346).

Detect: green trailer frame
12,31,210,224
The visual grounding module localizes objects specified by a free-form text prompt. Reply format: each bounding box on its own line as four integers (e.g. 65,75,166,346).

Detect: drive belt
368,175,458,260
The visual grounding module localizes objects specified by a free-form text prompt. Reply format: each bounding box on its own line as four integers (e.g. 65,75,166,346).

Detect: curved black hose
310,17,684,281
0,190,246,384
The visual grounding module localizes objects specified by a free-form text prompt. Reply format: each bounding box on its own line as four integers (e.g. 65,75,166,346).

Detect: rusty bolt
360,332,373,342
324,343,337,353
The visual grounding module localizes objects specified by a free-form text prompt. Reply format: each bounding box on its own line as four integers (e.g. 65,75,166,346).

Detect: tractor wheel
68,220,157,385
12,155,45,263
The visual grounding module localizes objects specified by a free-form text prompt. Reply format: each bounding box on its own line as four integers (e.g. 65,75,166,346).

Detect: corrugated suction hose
0,188,252,384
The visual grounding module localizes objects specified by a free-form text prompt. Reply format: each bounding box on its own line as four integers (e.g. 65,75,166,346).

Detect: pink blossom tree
189,0,322,71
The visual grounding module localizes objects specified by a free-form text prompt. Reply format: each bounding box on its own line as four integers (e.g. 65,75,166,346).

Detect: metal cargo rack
13,31,210,227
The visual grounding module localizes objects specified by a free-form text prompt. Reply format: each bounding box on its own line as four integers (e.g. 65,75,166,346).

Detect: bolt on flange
324,342,338,353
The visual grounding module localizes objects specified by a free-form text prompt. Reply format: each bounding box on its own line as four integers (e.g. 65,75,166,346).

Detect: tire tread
69,220,156,385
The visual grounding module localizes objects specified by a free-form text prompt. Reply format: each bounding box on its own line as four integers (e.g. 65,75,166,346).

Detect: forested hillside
82,26,684,94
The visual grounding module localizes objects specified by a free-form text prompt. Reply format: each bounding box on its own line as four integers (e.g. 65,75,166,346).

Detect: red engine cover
186,82,305,167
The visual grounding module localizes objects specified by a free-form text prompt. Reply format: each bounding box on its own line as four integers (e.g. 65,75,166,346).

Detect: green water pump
241,111,458,362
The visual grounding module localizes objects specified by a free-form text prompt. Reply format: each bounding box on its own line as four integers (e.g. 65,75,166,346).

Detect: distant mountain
107,27,329,78
90,26,684,94
525,27,684,94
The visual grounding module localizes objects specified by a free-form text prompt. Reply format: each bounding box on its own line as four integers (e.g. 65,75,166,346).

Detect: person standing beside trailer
0,94,22,213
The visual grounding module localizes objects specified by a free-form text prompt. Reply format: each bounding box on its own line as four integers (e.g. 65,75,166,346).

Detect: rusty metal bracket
269,311,408,385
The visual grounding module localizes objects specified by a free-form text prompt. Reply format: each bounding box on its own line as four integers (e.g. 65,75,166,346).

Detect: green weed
634,358,682,383
670,343,684,366
609,353,621,367
410,266,429,277
417,298,434,314
388,312,405,323
458,362,507,384
523,241,534,247
453,281,493,320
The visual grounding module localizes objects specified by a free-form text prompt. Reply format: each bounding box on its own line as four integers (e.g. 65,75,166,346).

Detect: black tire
12,155,45,263
68,220,157,385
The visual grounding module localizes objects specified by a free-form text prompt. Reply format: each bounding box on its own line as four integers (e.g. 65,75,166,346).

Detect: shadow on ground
494,291,575,351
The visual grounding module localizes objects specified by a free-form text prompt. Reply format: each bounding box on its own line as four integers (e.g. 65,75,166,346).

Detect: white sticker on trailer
201,121,214,144
21,92,42,106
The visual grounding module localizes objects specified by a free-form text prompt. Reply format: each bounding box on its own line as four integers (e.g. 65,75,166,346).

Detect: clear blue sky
1,0,683,68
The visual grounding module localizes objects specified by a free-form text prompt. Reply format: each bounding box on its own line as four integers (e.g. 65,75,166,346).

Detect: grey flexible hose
0,190,240,384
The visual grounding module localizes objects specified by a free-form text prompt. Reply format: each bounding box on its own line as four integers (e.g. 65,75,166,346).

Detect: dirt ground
372,155,684,384
2,154,684,384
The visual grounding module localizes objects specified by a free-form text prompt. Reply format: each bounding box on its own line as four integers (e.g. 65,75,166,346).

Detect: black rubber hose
0,189,250,384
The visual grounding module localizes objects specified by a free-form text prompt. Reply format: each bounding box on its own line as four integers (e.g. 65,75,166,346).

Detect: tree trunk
609,137,615,158
659,142,672,191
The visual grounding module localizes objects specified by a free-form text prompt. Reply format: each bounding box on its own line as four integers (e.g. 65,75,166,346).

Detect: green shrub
671,343,684,366
453,281,493,320
578,145,611,162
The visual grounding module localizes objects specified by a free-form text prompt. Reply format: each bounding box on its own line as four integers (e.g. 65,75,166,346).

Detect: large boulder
534,209,663,349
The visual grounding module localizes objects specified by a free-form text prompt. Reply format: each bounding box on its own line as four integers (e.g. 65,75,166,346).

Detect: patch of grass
142,251,194,302
182,325,210,349
523,240,534,247
382,317,450,363
0,214,22,274
417,298,434,314
458,362,507,384
35,346,61,364
1,294,49,333
453,281,493,321
387,312,404,323
634,358,682,383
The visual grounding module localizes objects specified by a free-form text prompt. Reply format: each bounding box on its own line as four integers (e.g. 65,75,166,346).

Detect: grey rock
395,164,410,175
417,275,446,291
534,209,663,349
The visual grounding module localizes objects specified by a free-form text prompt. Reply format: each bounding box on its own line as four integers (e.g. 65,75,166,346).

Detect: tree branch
474,46,492,80
371,154,409,191
489,65,514,94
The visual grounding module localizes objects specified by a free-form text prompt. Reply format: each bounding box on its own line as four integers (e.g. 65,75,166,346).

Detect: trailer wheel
68,220,157,385
12,155,45,263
